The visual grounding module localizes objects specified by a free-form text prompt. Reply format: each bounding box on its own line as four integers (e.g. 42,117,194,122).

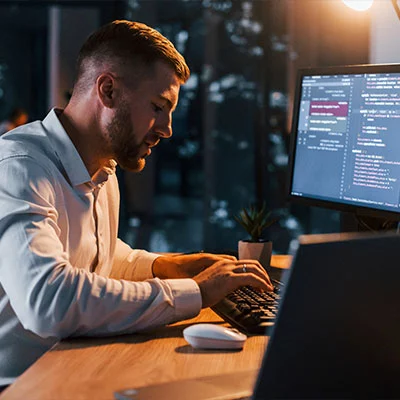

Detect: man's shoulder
0,121,57,168
1,120,47,151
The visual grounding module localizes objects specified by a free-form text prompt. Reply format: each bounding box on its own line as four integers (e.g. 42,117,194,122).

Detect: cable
355,214,376,232
355,215,399,232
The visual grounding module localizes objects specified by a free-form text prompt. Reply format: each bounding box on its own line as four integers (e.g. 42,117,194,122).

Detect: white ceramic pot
238,240,272,270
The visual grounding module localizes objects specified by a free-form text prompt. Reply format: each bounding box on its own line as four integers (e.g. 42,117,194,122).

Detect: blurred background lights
342,0,374,11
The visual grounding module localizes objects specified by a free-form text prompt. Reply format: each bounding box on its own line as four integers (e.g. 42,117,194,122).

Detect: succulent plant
234,202,278,242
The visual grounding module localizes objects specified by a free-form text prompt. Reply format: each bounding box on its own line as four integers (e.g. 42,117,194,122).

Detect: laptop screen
253,232,400,398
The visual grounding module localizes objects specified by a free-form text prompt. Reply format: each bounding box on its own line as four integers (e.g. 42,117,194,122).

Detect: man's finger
233,261,273,289
236,273,273,292
236,259,272,280
217,254,237,261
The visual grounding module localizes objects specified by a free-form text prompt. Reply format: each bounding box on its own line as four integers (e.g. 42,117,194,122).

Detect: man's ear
97,73,115,108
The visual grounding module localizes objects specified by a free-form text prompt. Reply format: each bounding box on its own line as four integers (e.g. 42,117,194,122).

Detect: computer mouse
183,323,247,350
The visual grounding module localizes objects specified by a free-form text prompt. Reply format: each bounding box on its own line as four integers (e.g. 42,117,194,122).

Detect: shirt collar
42,108,116,188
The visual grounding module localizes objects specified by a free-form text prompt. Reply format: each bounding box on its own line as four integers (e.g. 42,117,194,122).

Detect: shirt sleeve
110,239,160,281
0,156,202,339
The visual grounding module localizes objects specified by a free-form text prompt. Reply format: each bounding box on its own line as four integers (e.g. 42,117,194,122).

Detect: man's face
106,61,181,172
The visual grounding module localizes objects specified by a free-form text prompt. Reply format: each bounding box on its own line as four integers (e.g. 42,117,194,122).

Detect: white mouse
183,323,247,350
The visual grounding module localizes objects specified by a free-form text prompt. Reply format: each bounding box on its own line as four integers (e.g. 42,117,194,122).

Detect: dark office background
0,0,372,254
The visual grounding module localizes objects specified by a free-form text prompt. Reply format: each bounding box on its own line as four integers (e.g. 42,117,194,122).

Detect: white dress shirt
0,109,201,385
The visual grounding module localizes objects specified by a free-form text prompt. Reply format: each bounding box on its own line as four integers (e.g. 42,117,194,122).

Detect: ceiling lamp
342,0,374,11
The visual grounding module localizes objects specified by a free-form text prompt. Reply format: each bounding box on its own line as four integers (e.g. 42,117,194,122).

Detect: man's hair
73,20,190,95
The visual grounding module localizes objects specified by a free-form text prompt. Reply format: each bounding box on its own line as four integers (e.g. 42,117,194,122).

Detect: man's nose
154,112,173,138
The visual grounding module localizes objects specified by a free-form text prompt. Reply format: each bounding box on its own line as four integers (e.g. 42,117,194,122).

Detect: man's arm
112,242,273,308
111,239,237,281
0,157,202,338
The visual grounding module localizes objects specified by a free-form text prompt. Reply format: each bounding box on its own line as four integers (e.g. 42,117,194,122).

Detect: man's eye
152,104,163,113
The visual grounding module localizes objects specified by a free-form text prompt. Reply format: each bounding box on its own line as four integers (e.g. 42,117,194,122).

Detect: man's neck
58,105,109,177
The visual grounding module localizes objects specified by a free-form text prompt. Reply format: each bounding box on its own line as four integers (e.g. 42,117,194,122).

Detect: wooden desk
1,255,291,400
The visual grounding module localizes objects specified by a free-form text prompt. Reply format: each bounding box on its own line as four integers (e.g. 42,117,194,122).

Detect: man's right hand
192,259,274,308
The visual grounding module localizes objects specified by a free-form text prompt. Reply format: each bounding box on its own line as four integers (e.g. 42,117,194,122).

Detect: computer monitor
288,63,400,222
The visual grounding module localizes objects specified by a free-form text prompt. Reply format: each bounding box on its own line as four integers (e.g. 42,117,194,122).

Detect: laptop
115,231,400,399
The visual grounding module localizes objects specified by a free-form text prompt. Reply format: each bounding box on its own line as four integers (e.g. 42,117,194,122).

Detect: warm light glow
342,0,374,11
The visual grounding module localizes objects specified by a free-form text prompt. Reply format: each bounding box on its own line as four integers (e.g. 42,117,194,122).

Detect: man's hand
152,252,237,279
192,259,274,308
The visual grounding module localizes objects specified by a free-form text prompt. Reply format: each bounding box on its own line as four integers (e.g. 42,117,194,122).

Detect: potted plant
234,202,279,269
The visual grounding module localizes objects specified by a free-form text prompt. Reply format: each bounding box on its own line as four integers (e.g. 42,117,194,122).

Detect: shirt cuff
165,278,202,320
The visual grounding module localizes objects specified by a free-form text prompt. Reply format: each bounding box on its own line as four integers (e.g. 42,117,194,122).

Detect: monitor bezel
287,63,400,221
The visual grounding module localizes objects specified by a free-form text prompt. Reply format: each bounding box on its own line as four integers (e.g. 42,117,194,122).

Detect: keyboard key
211,281,283,334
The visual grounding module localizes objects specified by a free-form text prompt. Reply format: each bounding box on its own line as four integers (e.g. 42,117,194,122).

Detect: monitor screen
288,64,400,220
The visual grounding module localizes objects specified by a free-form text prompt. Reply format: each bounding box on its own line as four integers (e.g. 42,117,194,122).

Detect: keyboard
211,279,283,335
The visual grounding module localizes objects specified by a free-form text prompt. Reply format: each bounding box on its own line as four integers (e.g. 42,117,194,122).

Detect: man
0,20,272,386
0,107,28,135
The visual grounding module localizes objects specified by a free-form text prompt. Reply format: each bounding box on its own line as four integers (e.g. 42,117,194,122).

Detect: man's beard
107,103,146,172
